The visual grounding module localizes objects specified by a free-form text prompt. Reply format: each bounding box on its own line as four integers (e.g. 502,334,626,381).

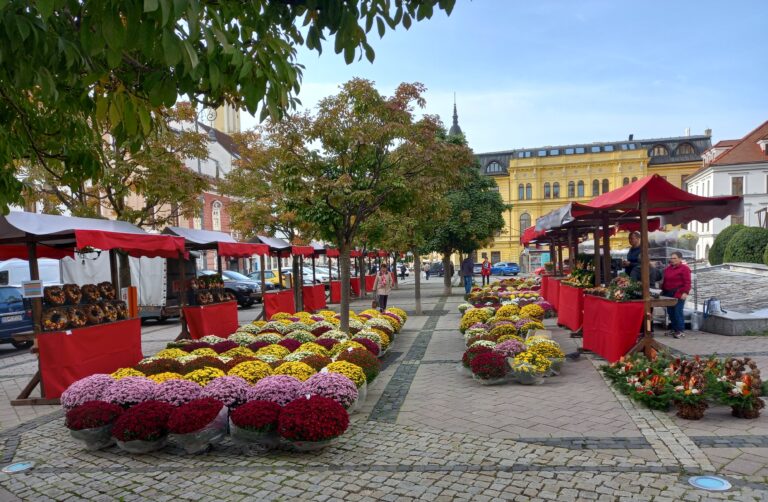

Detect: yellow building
475,132,711,269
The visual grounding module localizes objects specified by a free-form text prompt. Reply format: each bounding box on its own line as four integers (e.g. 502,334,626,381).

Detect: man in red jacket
661,251,691,339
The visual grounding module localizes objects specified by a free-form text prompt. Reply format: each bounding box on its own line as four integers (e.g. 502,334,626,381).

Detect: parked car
200,270,262,308
491,262,520,276
246,270,279,290
473,263,482,275
0,286,33,349
429,262,445,277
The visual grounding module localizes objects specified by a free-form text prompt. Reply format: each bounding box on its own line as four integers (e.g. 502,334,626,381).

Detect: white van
0,259,61,286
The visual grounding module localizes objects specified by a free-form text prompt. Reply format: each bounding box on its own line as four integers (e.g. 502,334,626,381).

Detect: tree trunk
292,255,302,311
339,244,351,333
413,250,422,315
357,255,365,298
443,253,452,296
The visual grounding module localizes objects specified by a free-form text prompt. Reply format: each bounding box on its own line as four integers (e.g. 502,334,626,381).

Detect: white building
686,120,768,261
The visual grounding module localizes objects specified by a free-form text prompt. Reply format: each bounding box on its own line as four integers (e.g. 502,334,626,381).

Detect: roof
163,226,269,257
713,140,739,148
710,120,768,166
196,121,240,158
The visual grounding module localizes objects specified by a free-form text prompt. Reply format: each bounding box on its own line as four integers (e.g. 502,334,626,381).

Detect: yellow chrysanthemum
110,367,144,380
325,361,367,387
222,347,256,359
387,307,407,321
297,342,330,357
377,331,391,350
251,320,267,327
519,304,545,321
497,334,525,344
360,309,381,318
155,348,189,359
318,310,337,318
147,372,183,383
496,304,521,318
228,360,273,384
270,312,292,321
184,367,226,386
330,340,367,358
190,348,218,357
255,344,291,359
274,361,316,381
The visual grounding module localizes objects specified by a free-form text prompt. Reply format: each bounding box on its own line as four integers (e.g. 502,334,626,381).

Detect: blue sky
242,0,767,153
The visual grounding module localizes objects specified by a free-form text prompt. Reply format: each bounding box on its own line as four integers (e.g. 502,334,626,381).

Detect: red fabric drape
302,284,327,311
264,290,296,318
0,245,73,260
557,284,584,332
329,281,341,303
582,295,644,362
549,279,561,311
183,301,239,339
38,318,143,398
365,275,376,291
75,230,186,258
217,242,269,257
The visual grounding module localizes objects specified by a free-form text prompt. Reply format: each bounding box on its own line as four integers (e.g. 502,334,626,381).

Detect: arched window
518,183,525,200
520,212,531,232
553,182,560,198
543,182,551,199
623,177,630,186
568,181,575,198
212,200,223,231
486,161,502,174
592,180,600,196
525,183,532,200
632,176,638,182
675,143,695,156
651,144,668,156
602,179,609,193
577,180,585,197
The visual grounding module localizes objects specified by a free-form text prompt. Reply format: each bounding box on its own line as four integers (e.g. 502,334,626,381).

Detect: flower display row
602,353,765,420
458,278,553,319
60,307,407,454
584,274,641,302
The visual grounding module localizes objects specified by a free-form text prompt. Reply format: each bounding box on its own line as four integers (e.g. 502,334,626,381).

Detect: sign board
21,280,43,298
121,287,129,302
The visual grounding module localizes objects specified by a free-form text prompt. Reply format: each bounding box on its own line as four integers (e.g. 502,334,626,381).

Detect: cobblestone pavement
1,279,767,500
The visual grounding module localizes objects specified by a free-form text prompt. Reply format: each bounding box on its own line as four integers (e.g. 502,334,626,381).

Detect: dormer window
651,145,669,156
757,139,768,154
486,161,503,174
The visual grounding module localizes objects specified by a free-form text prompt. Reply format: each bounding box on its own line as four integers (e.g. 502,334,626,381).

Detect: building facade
685,120,768,261
475,132,711,267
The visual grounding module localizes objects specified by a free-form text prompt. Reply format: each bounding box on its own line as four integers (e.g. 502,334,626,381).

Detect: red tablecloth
365,275,376,292
330,281,341,303
541,276,550,302
350,277,361,297
183,301,239,340
38,318,143,399
550,279,561,311
582,295,644,363
264,290,296,318
557,284,584,332
302,284,327,312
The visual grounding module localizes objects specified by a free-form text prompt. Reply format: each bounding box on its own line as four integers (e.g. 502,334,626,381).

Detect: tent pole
109,249,119,290
567,228,575,271
593,230,602,286
26,242,42,334
176,256,190,340
601,213,612,283
640,189,653,346
557,240,564,276
257,254,267,320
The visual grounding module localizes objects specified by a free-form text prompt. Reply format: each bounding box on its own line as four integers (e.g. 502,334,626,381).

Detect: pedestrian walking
424,263,430,281
373,264,395,312
399,263,406,280
481,257,491,286
461,256,474,295
661,251,691,339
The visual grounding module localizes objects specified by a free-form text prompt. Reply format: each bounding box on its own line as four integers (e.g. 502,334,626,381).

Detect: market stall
0,212,186,405
557,283,585,332
582,294,644,362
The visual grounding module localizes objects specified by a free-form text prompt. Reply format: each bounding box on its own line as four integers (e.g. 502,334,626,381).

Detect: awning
164,227,269,257
291,246,315,257
0,245,74,260
75,230,186,259
521,226,546,246
325,249,362,258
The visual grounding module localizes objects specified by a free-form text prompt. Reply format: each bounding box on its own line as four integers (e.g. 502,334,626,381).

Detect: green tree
22,104,209,228
722,227,768,264
424,164,508,295
270,79,473,331
0,0,456,211
708,224,746,265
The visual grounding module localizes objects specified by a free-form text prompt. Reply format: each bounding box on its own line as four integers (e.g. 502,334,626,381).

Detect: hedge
764,242,768,266
709,224,745,265
722,227,768,264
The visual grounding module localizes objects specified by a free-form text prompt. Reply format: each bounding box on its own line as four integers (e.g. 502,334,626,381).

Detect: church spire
448,93,463,137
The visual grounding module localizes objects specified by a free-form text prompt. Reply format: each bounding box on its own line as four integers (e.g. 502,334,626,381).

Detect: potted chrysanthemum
168,397,228,454
229,400,282,452
111,400,174,453
65,401,123,450
277,395,349,452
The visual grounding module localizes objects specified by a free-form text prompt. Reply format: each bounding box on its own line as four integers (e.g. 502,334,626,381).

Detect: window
592,180,600,196
591,146,601,153
628,143,636,150
520,212,531,232
565,148,575,155
604,145,615,152
623,177,630,186
602,179,609,193
632,176,638,182
544,182,551,199
621,144,629,150
525,183,532,200
491,251,501,263
518,184,525,200
212,201,222,231
486,161,502,173
553,182,560,198
568,181,575,197
577,180,585,197
575,147,585,154
538,150,547,157
193,213,202,229
517,152,525,158
549,149,559,155
214,160,221,179
732,177,744,224
675,143,695,155
651,145,668,156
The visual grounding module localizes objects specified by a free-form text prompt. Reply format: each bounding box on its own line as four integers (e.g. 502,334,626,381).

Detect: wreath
112,300,128,320
188,278,200,290
85,304,105,324
98,282,116,300
43,286,65,306
101,302,118,322
43,307,69,331
63,284,82,305
81,284,101,303
212,291,225,303
68,306,87,328
196,291,214,305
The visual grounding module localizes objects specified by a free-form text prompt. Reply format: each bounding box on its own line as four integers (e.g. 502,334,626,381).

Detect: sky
242,0,767,153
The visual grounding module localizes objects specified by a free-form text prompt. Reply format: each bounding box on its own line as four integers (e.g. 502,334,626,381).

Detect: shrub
722,227,768,265
709,224,745,265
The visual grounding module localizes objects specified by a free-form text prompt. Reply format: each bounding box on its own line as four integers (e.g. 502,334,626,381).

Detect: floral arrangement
330,340,367,358
352,331,383,349
61,374,114,410
298,354,333,372
351,337,380,356
386,307,407,322
285,330,316,344
318,330,349,342
466,333,499,347
182,355,227,373
364,318,394,337
168,398,224,435
584,286,609,298
228,360,273,384
493,339,526,358
256,345,291,359
310,321,336,337
495,304,521,318
230,400,282,432
470,352,509,380
259,322,289,335
469,340,497,350
461,345,494,369
246,375,304,406
200,375,250,407
717,357,765,417
458,303,472,314
519,304,545,321
154,379,203,406
222,347,256,359
460,309,493,333
607,274,642,302
512,351,552,374
336,348,381,383
110,367,145,380
135,358,185,376
314,338,340,352
147,372,183,384
111,400,174,442
102,376,157,407
155,348,189,359
212,340,239,354
255,353,281,365
274,362,317,381
277,338,302,352
526,339,565,359
190,348,219,357
254,333,283,345
488,324,518,339
325,361,367,388
65,401,123,431
277,395,349,442
184,367,226,386
233,325,260,337
302,372,359,409
247,341,271,352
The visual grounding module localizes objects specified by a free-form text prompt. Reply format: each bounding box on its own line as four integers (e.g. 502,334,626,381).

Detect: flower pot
513,371,544,385
345,396,359,414
115,436,167,454
170,406,229,454
229,420,280,453
547,358,564,376
731,405,762,419
675,401,708,420
471,374,508,386
358,382,368,402
456,363,473,378
69,425,114,451
287,438,337,452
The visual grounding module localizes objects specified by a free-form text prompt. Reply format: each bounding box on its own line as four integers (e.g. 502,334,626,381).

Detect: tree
722,227,768,265
0,0,456,212
269,79,473,331
708,224,745,265
21,104,209,228
424,164,508,295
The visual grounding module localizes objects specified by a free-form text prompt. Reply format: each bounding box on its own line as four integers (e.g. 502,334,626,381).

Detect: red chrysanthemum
299,354,333,372
462,345,493,369
351,337,380,356
230,400,281,432
167,397,224,435
277,395,349,442
314,338,339,351
111,401,174,442
212,340,239,354
277,338,302,352
470,352,509,380
65,401,123,431
336,348,381,383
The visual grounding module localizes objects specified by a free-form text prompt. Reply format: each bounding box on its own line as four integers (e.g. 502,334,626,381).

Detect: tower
213,103,241,134
448,94,463,137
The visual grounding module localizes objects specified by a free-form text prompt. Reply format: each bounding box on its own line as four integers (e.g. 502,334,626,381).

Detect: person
372,264,394,313
399,263,406,280
481,257,491,286
622,231,642,280
661,251,691,339
448,261,455,279
424,262,430,281
460,255,474,295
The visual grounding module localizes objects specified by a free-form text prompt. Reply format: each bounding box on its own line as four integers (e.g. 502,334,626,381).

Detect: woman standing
661,251,691,339
481,257,491,286
373,264,394,313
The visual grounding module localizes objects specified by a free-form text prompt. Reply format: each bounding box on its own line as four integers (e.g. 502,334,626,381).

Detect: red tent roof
521,226,546,246
164,227,269,257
